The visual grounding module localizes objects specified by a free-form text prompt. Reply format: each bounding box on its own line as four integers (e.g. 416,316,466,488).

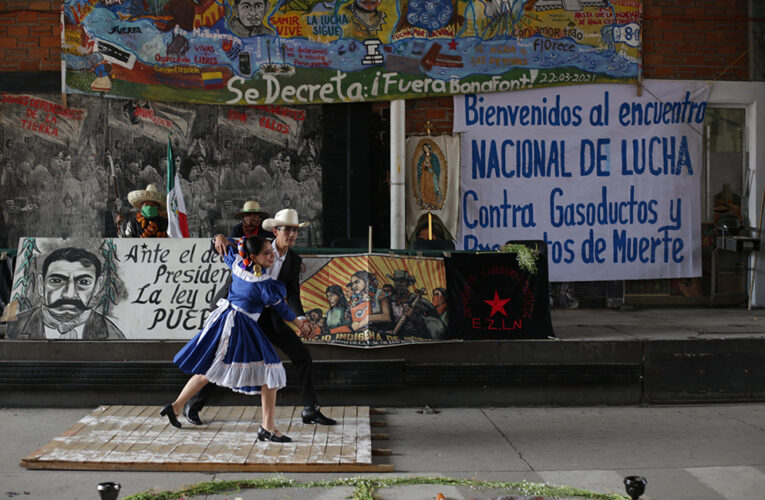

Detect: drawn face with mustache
39,259,101,323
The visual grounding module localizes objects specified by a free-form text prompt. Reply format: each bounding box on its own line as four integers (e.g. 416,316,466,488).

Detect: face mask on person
141,205,159,218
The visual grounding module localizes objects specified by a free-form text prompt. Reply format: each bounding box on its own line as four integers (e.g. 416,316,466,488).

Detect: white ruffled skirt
173,299,286,395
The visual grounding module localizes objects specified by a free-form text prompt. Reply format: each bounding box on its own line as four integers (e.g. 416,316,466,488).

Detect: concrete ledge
0,339,643,407
644,339,765,403
0,339,642,363
3,337,764,406
0,359,642,407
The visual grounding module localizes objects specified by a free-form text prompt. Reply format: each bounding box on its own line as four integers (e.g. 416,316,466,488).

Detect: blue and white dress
173,244,295,395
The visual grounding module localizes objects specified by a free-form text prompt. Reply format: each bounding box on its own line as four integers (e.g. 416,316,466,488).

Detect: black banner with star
445,243,554,340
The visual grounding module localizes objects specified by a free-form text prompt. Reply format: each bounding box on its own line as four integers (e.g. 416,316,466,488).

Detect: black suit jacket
263,248,304,330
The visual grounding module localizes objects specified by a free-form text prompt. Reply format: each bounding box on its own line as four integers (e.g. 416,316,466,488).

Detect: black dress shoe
183,404,203,426
159,404,182,428
302,405,337,425
257,425,292,443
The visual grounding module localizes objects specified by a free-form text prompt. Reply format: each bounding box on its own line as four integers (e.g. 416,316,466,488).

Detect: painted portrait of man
6,247,125,340
229,0,275,37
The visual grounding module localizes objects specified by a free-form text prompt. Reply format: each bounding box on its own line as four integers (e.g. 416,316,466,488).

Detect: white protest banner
8,238,228,340
453,80,710,282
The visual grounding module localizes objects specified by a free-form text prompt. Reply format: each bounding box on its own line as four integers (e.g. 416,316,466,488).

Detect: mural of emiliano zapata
6,247,125,340
386,269,446,340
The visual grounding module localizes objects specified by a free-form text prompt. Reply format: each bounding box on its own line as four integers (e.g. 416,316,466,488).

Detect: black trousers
187,282,318,411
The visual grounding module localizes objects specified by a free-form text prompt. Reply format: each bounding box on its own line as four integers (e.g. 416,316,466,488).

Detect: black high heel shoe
159,404,182,428
257,425,291,442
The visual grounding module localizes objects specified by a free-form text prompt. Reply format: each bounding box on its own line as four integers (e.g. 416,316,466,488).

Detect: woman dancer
160,234,304,442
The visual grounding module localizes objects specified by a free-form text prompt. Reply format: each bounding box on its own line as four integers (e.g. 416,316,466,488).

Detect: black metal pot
97,482,121,500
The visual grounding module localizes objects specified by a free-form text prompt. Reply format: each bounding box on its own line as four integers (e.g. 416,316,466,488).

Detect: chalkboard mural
0,92,323,251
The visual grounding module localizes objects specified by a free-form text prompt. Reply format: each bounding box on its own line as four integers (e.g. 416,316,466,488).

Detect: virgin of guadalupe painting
411,138,447,211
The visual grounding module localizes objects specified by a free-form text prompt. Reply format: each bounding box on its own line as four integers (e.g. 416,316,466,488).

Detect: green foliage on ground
123,474,630,500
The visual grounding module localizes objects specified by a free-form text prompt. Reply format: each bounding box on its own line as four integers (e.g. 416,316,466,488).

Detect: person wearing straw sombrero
117,184,168,238
231,200,269,239
183,208,338,427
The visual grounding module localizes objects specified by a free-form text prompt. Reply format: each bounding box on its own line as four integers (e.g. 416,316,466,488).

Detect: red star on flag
484,290,511,317
448,38,458,50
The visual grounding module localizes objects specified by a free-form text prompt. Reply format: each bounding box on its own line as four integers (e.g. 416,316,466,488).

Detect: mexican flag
166,138,189,238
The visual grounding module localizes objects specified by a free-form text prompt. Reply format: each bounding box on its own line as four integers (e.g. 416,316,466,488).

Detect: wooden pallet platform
20,405,393,472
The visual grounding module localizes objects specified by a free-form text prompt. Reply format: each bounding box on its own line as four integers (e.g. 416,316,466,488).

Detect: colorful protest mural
62,0,641,105
453,80,710,282
300,253,449,346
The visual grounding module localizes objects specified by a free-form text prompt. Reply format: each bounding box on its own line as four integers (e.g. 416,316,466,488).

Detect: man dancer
184,208,336,426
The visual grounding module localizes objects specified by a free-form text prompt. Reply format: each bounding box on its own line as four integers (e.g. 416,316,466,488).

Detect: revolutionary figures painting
299,254,448,346
5,239,547,343
0,92,323,252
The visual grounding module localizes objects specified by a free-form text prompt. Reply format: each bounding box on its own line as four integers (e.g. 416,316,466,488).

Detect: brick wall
0,2,60,72
372,97,455,136
643,0,750,80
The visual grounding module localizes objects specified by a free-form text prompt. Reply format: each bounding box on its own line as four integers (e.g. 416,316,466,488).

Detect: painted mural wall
0,92,324,251
62,0,641,105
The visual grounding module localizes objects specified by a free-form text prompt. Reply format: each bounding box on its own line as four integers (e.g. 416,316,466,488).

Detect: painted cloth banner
445,243,553,339
453,80,710,282
300,253,449,347
62,0,641,105
6,239,450,344
7,238,229,340
405,134,461,244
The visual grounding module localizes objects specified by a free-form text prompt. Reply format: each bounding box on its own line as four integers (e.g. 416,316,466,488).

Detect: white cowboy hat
262,208,310,231
235,200,269,219
128,184,166,209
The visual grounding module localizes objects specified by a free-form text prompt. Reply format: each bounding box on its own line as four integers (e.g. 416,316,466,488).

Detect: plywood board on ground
20,405,393,472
